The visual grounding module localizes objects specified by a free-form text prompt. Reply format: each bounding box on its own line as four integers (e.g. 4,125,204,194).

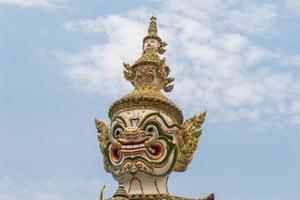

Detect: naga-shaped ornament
95,16,214,200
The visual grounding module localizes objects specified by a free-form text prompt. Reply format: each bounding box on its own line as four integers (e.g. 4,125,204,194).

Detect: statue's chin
144,47,157,53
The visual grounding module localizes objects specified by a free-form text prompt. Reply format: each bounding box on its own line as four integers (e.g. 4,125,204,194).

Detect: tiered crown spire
147,16,157,35
109,16,183,123
142,16,167,54
123,16,173,92
96,16,213,200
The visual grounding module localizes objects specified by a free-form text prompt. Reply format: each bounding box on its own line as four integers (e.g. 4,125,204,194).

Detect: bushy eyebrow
138,112,180,129
112,112,180,129
111,115,128,127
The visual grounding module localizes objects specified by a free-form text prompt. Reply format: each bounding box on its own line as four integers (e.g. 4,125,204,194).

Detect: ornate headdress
142,16,167,54
95,16,213,200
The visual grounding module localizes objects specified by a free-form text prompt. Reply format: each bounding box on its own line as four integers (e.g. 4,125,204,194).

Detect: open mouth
110,140,163,162
118,137,149,146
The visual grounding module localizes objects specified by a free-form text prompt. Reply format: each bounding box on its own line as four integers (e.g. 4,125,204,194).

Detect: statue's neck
121,175,169,195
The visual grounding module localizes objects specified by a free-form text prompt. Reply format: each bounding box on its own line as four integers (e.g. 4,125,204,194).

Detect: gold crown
143,16,160,43
109,86,183,124
143,16,167,54
109,16,181,122
98,16,207,186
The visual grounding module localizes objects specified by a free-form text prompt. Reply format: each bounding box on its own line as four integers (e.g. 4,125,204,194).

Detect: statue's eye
145,125,158,133
114,127,123,138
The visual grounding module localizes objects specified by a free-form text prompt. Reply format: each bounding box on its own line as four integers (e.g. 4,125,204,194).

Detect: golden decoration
123,53,174,92
148,16,158,36
95,16,214,200
108,86,183,124
142,16,167,54
174,111,206,172
106,193,214,200
99,185,105,200
95,118,111,172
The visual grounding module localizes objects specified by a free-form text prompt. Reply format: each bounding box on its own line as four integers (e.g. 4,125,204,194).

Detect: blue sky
0,0,300,199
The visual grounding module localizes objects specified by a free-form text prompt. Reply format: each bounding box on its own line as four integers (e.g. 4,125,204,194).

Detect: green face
105,109,180,180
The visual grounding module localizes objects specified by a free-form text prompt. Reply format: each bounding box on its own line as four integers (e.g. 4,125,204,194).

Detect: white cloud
289,101,300,114
0,176,101,200
289,115,300,125
0,0,65,9
284,0,300,14
57,0,300,126
226,3,277,35
217,33,249,53
244,45,276,66
283,55,300,67
64,17,104,33
58,15,149,98
161,1,277,35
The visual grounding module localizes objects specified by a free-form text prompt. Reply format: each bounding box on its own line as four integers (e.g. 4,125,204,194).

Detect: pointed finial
143,16,167,54
112,183,129,199
148,16,157,35
99,185,105,200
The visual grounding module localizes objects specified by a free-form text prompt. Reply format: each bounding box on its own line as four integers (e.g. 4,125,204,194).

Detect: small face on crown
143,38,161,53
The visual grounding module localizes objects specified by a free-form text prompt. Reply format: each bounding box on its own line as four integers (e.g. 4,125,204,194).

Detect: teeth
121,143,146,149
149,147,155,154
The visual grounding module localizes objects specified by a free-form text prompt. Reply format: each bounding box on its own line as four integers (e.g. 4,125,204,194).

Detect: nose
125,126,138,133
124,127,140,138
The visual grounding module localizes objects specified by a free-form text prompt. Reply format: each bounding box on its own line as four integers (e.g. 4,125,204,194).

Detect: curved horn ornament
95,118,109,151
174,111,206,172
95,118,111,172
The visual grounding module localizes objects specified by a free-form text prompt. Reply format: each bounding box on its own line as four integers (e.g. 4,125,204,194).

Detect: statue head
95,16,207,196
96,87,206,182
101,108,179,181
143,38,161,53
142,16,167,54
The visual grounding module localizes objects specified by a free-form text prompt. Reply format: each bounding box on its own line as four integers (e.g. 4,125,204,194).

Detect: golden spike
148,16,157,35
174,111,207,172
99,185,105,200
